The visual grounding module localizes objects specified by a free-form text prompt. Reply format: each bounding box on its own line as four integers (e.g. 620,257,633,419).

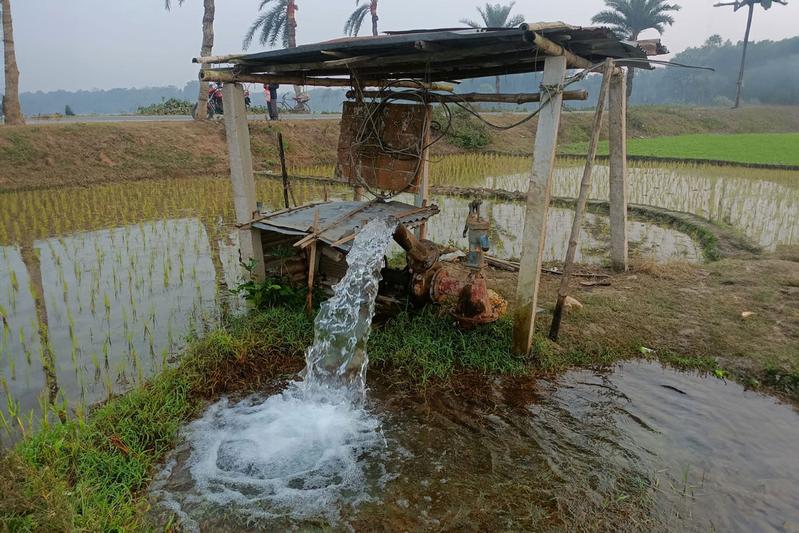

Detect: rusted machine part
393,222,506,327
430,267,502,328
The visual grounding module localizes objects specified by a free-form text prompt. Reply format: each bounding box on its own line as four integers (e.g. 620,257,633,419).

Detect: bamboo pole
201,69,455,91
277,133,291,209
345,89,589,104
549,60,614,342
306,208,320,316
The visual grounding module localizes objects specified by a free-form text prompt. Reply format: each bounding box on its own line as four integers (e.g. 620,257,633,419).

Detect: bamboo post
608,69,629,272
306,208,320,316
549,60,615,342
512,55,568,356
415,107,432,240
222,83,266,281
278,133,291,209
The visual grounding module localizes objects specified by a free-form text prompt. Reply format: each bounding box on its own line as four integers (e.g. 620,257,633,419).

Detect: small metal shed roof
199,23,656,83
252,200,439,252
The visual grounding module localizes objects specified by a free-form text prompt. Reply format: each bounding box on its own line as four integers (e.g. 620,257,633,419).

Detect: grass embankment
561,132,799,167
3,106,799,192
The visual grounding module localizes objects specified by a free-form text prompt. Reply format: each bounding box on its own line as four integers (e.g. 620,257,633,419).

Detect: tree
243,0,298,49
165,0,215,120
244,0,308,112
714,0,788,108
591,0,681,97
704,34,723,47
345,1,379,37
460,3,525,93
1,0,24,125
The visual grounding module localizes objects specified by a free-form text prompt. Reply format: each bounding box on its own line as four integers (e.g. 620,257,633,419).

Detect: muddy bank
3,106,799,192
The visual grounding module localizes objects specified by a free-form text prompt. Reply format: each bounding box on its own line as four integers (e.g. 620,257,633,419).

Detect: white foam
183,384,384,521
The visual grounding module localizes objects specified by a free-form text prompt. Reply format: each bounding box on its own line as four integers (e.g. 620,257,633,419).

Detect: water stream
152,219,399,529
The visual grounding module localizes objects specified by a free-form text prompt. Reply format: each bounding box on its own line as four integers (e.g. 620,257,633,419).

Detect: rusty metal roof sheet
252,200,439,252
204,24,651,82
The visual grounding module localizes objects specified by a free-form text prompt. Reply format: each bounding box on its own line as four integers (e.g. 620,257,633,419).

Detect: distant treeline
12,36,799,116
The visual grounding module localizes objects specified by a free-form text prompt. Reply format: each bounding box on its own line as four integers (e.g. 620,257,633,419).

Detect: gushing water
154,218,398,526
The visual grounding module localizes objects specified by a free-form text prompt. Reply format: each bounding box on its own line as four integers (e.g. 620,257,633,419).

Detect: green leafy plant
435,106,491,150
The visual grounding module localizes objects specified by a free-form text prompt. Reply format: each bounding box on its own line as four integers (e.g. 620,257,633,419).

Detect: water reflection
399,193,702,263
0,219,236,443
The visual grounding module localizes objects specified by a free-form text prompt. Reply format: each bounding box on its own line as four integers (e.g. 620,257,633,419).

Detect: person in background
267,82,280,120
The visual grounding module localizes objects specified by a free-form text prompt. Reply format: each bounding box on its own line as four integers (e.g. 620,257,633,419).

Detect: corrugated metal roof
252,200,439,252
205,24,650,82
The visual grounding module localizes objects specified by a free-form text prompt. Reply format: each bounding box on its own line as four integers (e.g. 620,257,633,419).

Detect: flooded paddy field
0,159,725,438
301,153,799,251
152,361,799,532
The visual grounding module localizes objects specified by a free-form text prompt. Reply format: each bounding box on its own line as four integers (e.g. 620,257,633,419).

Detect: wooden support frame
549,60,615,341
415,115,432,240
512,55,568,356
222,83,266,281
608,69,629,272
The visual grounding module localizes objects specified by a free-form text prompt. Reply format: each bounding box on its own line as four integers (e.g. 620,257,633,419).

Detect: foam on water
158,218,398,525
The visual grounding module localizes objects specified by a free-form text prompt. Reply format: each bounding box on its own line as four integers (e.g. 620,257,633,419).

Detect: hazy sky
7,0,799,92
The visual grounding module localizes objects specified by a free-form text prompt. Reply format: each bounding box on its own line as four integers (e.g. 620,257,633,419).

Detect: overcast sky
7,0,799,92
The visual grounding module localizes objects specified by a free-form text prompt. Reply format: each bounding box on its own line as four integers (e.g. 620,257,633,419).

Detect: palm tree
345,1,379,37
714,0,788,108
591,0,681,97
1,0,24,125
243,0,298,49
165,0,216,120
244,0,308,112
460,3,525,93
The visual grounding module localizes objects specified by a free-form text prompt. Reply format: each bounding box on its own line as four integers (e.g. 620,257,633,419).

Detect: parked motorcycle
192,83,251,119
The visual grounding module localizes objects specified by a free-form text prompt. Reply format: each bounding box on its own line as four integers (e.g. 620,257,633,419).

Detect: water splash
302,217,398,395
156,218,398,526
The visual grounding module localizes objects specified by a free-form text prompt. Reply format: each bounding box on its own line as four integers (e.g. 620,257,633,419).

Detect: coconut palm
591,0,681,97
244,0,308,112
243,0,298,50
460,3,525,93
165,0,216,120
714,0,788,108
1,0,24,125
345,1,379,37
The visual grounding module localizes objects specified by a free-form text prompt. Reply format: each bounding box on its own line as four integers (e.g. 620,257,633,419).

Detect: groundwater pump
393,200,504,328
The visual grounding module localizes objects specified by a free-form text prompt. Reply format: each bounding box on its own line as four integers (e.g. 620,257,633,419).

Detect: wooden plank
306,209,320,316
609,69,629,272
222,83,265,281
512,55,567,357
549,60,614,342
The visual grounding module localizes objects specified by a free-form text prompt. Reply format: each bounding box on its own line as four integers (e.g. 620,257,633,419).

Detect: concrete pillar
608,70,629,272
512,55,567,356
222,83,266,281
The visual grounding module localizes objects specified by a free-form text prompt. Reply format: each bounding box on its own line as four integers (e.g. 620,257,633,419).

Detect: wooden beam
608,69,629,272
345,89,588,104
222,83,265,281
201,69,455,91
512,55,568,357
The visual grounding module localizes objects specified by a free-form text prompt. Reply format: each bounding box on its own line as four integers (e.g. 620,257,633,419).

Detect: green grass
561,133,799,166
